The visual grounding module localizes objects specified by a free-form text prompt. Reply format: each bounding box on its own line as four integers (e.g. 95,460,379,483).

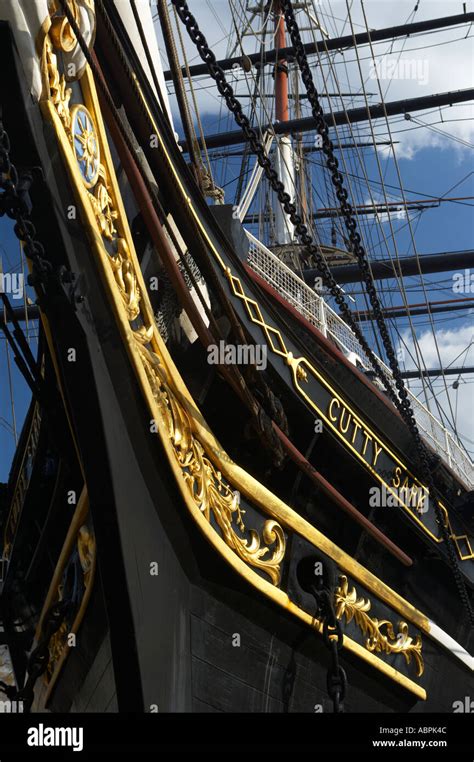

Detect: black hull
0,9,473,718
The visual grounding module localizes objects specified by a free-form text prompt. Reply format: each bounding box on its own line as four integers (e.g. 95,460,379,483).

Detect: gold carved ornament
43,31,139,318
335,575,424,677
46,523,96,682
44,37,72,134
42,23,285,586
37,22,433,699
139,345,285,585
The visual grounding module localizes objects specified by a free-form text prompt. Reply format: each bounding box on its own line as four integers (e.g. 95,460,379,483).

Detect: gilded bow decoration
47,523,96,681
43,21,286,587
335,575,424,677
139,344,286,585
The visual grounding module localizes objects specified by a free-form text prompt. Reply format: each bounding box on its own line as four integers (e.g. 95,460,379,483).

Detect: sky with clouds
0,0,472,481
153,0,473,462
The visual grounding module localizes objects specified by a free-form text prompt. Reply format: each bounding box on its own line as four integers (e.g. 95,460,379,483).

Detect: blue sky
0,0,472,482
1,136,472,482
0,218,38,483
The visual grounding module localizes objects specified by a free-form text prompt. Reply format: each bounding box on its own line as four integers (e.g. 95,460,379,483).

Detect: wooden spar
398,367,474,380
354,297,474,321
163,12,474,80
303,250,474,284
182,88,474,151
273,1,294,244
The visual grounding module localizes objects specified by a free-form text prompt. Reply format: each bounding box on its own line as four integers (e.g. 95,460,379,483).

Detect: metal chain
311,586,347,713
279,0,474,626
169,0,399,407
170,0,474,626
0,119,74,710
0,117,53,295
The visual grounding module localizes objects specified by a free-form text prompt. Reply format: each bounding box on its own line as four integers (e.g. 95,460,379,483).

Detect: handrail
246,231,473,490
2,403,42,565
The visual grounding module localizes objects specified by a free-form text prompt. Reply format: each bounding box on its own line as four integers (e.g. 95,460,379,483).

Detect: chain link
169,0,399,407
0,116,52,290
310,586,347,712
279,0,474,626
170,0,474,626
0,117,72,711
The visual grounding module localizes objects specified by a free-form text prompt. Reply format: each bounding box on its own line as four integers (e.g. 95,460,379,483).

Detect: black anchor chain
170,0,474,627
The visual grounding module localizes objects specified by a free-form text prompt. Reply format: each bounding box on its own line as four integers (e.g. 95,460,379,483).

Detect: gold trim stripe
81,67,429,631
130,76,465,555
39,62,428,698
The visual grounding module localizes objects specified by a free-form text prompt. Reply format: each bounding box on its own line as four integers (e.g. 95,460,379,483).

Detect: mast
273,1,295,245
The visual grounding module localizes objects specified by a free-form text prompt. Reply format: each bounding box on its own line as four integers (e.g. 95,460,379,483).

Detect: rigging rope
169,0,474,625
359,0,462,435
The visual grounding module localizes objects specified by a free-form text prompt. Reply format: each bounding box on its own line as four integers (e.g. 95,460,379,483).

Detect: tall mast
273,1,295,245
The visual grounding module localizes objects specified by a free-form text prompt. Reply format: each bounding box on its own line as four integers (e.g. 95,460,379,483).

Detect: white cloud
154,0,474,160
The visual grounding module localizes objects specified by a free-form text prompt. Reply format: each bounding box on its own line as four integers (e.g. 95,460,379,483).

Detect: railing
3,403,42,565
246,231,474,490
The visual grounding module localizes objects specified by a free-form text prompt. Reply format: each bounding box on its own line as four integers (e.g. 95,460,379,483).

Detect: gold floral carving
139,345,285,584
47,621,69,679
45,38,141,320
49,3,79,53
110,239,141,321
89,168,118,239
42,26,285,585
47,523,96,681
335,575,424,677
45,38,72,134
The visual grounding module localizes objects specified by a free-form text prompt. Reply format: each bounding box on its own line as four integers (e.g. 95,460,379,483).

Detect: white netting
246,231,473,489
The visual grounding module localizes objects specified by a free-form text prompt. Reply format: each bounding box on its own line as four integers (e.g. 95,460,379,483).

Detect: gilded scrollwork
49,1,80,54
335,575,424,677
38,9,434,697
46,523,96,681
44,37,72,134
43,21,286,585
139,345,286,585
48,0,96,82
45,26,142,324
109,238,141,321
88,169,117,239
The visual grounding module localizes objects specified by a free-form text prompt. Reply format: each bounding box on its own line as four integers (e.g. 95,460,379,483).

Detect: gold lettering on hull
327,396,428,514
35,13,444,697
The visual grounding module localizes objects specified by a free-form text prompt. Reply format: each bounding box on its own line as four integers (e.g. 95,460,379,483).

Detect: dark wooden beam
303,250,474,284
354,297,474,321
181,89,474,151
164,12,474,81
